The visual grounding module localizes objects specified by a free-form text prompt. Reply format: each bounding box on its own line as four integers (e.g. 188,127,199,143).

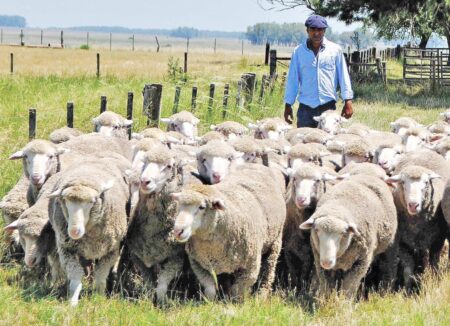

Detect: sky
0,0,359,32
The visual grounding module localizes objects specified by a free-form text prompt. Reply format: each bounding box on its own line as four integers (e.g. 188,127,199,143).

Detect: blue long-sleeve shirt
284,37,353,108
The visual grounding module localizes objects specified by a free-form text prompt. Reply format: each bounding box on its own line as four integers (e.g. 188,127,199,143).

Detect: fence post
269,49,277,77
241,73,256,106
351,51,360,74
100,95,107,113
20,29,24,46
96,53,100,78
191,86,197,111
264,42,270,65
87,32,89,48
241,40,244,55
10,52,13,74
1,29,3,44
40,30,43,45
173,86,181,114
184,52,188,73
109,32,112,51
431,59,436,91
236,80,242,107
208,83,215,115
67,102,74,128
29,108,36,140
61,30,64,48
127,92,134,140
222,83,230,119
396,44,401,60
259,74,267,103
143,84,163,127
131,34,135,51
155,36,160,53
214,38,217,54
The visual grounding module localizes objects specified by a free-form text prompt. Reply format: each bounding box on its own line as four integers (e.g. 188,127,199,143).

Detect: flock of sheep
1,108,450,307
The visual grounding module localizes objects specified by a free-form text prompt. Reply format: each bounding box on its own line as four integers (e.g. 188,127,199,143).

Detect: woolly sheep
160,110,200,141
229,136,266,164
390,117,421,136
373,144,405,174
287,143,331,170
313,110,347,134
196,140,243,184
127,143,201,302
338,123,372,137
48,156,130,306
341,139,373,167
210,121,248,140
284,163,339,289
132,127,182,146
197,131,225,145
171,164,286,299
427,137,450,161
427,120,450,135
300,174,398,297
248,117,291,140
401,127,432,152
92,111,133,138
338,162,388,180
49,127,83,144
440,109,450,124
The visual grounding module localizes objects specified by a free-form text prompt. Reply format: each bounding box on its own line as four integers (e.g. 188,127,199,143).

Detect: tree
0,15,26,27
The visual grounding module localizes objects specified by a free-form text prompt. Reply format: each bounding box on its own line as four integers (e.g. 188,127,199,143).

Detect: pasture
0,44,449,325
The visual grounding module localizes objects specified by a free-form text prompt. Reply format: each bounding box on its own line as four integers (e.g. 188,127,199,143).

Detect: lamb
132,127,182,146
248,117,291,140
313,110,347,134
300,174,398,297
0,174,30,243
285,127,329,145
390,117,421,136
160,110,200,141
92,111,133,138
373,144,405,174
48,156,130,306
4,172,65,285
126,143,201,302
49,127,83,144
386,149,449,288
171,164,286,300
284,163,339,289
196,140,243,184
210,121,248,140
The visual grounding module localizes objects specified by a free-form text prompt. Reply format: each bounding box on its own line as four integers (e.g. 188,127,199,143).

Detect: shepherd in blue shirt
284,15,354,128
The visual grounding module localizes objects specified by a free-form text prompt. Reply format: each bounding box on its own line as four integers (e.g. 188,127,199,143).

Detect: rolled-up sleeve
336,50,353,100
284,51,299,105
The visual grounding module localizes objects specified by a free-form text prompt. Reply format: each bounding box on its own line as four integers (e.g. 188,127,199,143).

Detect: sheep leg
258,237,282,296
341,257,371,298
62,256,84,307
156,258,183,303
93,250,119,295
189,257,217,300
377,242,399,291
230,259,261,301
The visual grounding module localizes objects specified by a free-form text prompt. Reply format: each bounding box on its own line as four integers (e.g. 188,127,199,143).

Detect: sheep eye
199,205,206,210
202,158,206,164
166,164,172,170
228,157,233,162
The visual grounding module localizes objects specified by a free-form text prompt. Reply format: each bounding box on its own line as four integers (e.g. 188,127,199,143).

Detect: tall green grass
0,58,449,324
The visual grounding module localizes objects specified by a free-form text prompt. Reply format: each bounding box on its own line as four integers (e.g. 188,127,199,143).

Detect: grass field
0,46,449,325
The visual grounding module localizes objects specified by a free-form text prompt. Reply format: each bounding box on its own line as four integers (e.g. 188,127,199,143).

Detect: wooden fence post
264,42,270,65
259,75,267,103
67,102,74,128
20,29,24,46
222,83,229,119
29,108,36,140
214,38,217,53
40,30,43,45
191,86,198,111
61,30,64,48
208,84,215,115
269,49,277,77
100,95,107,113
96,53,100,78
87,32,89,48
10,52,13,74
173,86,181,114
236,80,242,107
241,40,244,55
109,33,112,51
431,59,436,91
396,44,401,60
351,51,360,74
127,92,134,140
143,84,163,127
155,36,160,53
184,52,188,73
241,73,256,106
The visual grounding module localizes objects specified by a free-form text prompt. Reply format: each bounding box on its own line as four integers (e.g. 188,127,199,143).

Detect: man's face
307,27,326,44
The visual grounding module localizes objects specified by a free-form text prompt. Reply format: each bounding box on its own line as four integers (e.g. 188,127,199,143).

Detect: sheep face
161,117,199,141
374,145,404,173
402,132,429,152
387,170,441,215
300,216,359,270
9,141,66,188
313,111,346,135
242,152,258,163
140,159,175,195
197,151,242,184
92,112,132,138
171,192,224,243
343,153,370,167
49,181,114,240
440,111,450,124
125,168,141,217
433,140,450,161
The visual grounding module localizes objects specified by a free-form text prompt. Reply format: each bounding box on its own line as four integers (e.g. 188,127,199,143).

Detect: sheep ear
312,116,321,122
300,217,315,230
192,117,200,126
322,173,337,181
101,180,114,192
4,220,19,233
285,168,295,179
123,119,133,127
212,198,226,210
92,117,99,126
428,172,441,180
124,169,133,178
347,223,360,236
337,173,350,180
340,117,348,123
160,118,172,124
166,136,182,145
210,124,216,131
385,175,401,184
430,134,444,142
48,189,62,198
171,192,181,201
248,123,258,130
56,147,69,155
320,151,331,157
233,151,244,160
283,145,291,154
131,133,142,140
9,150,25,160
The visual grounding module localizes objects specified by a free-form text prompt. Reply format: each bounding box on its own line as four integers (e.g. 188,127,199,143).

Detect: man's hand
284,104,294,124
341,100,353,119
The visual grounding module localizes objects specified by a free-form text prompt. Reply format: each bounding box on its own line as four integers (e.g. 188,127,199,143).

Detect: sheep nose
296,196,307,206
31,175,42,184
69,227,84,239
320,259,334,270
408,202,419,213
212,173,221,183
25,256,37,267
140,178,152,187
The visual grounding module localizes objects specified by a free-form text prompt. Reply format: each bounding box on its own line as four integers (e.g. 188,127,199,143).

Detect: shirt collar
306,37,328,51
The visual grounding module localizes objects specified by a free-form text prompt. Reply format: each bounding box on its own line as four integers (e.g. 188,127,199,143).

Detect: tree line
0,15,26,28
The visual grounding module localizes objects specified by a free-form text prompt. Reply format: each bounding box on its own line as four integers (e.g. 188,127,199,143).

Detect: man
284,15,354,127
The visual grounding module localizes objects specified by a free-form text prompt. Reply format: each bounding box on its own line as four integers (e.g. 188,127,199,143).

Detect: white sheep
313,110,347,134
300,174,398,297
160,110,200,141
440,109,450,124
248,117,291,140
390,117,421,136
210,121,248,140
92,111,133,138
49,127,83,144
171,164,286,299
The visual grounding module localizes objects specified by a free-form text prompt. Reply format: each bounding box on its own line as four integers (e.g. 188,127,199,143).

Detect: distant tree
246,22,307,45
170,27,199,39
350,31,361,51
0,15,26,27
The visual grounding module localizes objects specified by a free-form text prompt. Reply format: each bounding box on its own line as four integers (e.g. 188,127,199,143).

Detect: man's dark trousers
296,100,336,128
